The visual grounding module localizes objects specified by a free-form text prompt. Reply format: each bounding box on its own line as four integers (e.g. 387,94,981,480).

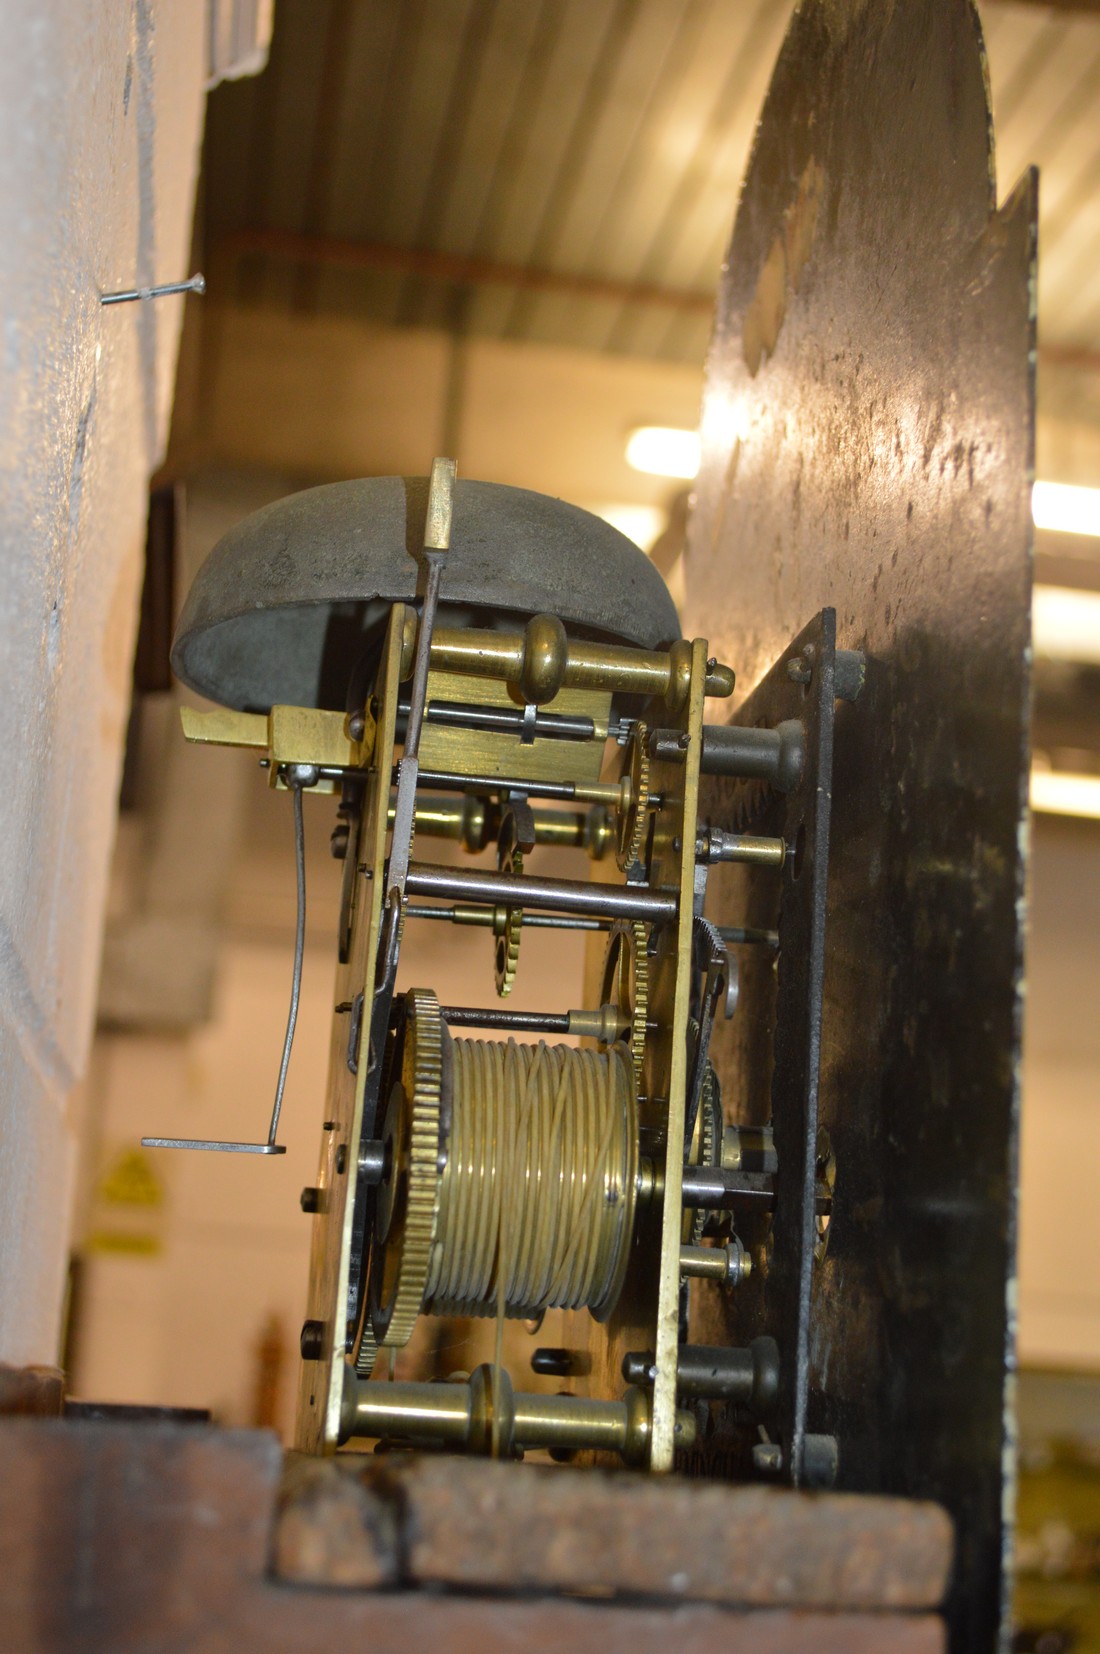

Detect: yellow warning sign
98,1147,164,1210
85,1230,162,1258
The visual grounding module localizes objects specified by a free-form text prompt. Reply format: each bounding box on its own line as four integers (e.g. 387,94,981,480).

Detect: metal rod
680,1167,776,1209
675,1340,780,1409
520,809,601,849
680,1165,831,1215
700,829,786,868
441,1005,572,1033
401,699,598,741
416,768,623,806
405,861,677,922
389,796,486,844
651,720,803,793
101,272,206,304
350,1380,472,1444
143,777,306,1157
621,1339,778,1411
679,1245,728,1281
139,1137,285,1155
353,464,458,1163
427,625,734,703
406,903,609,933
719,925,780,948
365,456,458,1144
340,1363,695,1463
389,797,595,852
438,1003,626,1039
679,1243,749,1284
388,460,455,893
269,780,307,1145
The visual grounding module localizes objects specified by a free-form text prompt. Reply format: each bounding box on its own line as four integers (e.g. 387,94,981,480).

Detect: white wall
188,303,704,521
0,2,207,1364
1018,816,1100,1367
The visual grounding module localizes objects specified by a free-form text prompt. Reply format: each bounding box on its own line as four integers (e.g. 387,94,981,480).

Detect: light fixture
592,502,667,552
619,452,1100,553
625,426,701,480
1032,584,1100,666
1030,768,1100,820
1032,480,1100,538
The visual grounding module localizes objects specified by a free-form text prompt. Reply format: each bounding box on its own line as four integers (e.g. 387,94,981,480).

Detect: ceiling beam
218,229,716,316
217,229,1100,375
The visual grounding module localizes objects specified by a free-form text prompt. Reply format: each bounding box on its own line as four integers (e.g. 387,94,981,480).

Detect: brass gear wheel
372,988,445,1348
700,1064,721,1167
616,721,652,871
493,813,524,997
599,920,649,1079
691,1062,722,1243
355,1320,378,1378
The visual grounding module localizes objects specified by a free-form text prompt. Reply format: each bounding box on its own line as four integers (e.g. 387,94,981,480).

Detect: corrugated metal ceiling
201,0,1100,379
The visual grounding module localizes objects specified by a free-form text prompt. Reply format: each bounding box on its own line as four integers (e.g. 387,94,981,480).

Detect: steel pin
101,273,206,306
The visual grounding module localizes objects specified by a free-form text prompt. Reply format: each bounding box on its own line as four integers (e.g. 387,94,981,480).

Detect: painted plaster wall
188,305,705,509
0,2,207,1363
1017,818,1100,1368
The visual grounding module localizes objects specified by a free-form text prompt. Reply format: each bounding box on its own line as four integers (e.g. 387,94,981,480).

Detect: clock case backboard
684,3,1035,1649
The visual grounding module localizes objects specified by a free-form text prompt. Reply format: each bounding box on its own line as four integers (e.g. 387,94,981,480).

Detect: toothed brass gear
700,1065,721,1166
372,988,445,1348
600,920,649,1080
355,1321,378,1378
691,1063,722,1243
493,814,524,997
616,721,652,871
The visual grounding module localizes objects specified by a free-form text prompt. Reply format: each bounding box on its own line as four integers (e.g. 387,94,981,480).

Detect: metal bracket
690,609,859,1488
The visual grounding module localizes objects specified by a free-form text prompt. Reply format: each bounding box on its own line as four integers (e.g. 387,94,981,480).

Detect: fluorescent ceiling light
1032,481,1100,537
1031,768,1100,820
619,456,1100,538
1033,584,1100,665
626,426,700,480
592,502,666,552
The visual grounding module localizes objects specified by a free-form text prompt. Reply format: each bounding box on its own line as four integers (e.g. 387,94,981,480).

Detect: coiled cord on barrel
424,1037,636,1323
